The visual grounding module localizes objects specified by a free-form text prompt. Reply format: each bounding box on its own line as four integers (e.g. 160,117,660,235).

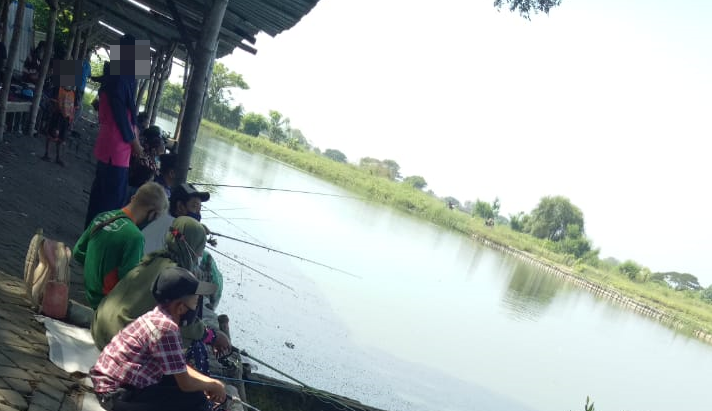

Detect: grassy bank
200,120,712,338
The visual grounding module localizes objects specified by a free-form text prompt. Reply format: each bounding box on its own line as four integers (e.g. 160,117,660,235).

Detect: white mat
35,315,100,374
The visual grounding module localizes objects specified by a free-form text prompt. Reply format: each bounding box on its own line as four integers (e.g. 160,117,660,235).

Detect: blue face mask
186,211,201,222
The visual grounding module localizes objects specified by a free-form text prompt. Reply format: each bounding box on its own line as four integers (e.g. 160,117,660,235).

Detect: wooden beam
165,0,195,60
175,0,228,183
27,0,59,137
0,0,26,142
0,0,10,44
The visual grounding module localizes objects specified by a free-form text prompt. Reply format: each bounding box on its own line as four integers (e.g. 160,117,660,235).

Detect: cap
172,183,210,203
151,266,217,304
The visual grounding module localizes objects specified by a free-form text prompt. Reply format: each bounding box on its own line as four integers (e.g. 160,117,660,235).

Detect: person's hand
131,138,144,158
211,330,231,357
204,379,226,403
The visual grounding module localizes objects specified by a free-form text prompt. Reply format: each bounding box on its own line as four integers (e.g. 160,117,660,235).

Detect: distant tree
555,224,592,258
619,260,642,280
241,112,268,137
473,199,494,220
205,62,249,119
324,149,347,163
443,196,460,209
527,196,585,242
312,147,322,155
701,286,712,303
267,110,288,143
381,159,401,180
403,175,427,190
492,197,501,218
494,0,562,19
158,82,184,115
509,211,527,232
291,129,309,148
650,272,702,291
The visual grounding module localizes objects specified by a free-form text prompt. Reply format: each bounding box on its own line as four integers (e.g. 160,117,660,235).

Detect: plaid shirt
90,306,187,393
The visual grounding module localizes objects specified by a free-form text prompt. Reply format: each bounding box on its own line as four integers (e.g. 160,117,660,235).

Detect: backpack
24,229,72,319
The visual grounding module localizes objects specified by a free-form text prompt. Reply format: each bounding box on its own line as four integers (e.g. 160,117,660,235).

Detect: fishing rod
209,231,362,279
202,206,270,248
206,245,296,292
190,182,365,201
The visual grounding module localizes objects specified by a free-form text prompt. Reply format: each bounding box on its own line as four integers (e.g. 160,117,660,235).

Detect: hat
151,266,217,304
172,183,210,203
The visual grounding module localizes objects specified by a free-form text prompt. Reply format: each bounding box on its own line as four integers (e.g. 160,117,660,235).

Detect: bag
24,229,72,319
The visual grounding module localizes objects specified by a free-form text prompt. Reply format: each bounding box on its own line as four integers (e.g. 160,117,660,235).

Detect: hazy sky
208,0,712,283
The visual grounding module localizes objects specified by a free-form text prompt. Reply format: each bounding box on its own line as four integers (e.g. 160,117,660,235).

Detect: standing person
40,84,75,166
90,266,227,411
73,182,168,309
83,33,143,229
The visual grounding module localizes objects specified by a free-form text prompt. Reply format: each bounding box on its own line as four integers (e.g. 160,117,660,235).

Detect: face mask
180,307,197,326
137,211,156,230
186,211,202,222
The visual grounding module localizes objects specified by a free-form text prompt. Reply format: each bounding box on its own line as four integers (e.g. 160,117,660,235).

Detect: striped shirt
90,306,187,394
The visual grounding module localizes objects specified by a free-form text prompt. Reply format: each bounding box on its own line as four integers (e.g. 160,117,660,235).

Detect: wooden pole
174,56,191,141
145,50,163,122
27,0,59,137
136,49,158,109
0,0,9,44
175,0,228,184
151,54,173,125
0,0,26,142
64,0,83,59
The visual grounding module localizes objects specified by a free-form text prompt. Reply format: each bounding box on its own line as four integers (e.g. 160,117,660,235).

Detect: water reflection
502,262,565,321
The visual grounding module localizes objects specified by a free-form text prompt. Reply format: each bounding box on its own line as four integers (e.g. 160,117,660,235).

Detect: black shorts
47,112,70,142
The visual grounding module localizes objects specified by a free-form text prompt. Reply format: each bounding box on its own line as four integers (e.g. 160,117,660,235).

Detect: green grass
199,120,712,339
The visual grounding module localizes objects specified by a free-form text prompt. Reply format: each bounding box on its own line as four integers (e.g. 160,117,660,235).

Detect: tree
527,196,585,241
443,196,460,209
509,212,527,232
650,272,702,291
324,149,347,163
158,82,184,115
403,175,427,190
381,159,401,180
241,112,268,137
494,0,562,19
619,260,642,280
205,62,249,120
492,197,501,218
701,286,712,303
267,110,287,143
473,199,494,220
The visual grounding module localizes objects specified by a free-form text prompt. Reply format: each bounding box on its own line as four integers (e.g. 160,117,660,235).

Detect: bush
619,260,642,280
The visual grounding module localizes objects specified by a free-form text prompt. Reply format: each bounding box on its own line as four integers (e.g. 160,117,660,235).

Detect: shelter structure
0,0,320,183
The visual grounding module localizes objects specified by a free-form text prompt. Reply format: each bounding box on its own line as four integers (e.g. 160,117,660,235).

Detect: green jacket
73,209,144,309
91,256,207,350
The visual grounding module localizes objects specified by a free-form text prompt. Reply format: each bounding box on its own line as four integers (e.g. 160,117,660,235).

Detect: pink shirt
93,92,133,168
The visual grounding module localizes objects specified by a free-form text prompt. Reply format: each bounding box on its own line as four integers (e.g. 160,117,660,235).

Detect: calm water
157,119,712,411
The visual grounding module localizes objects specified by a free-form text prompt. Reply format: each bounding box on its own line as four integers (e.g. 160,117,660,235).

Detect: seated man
90,266,226,411
73,182,168,309
143,183,210,255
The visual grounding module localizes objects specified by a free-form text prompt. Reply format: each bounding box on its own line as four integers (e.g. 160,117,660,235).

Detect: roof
81,0,320,61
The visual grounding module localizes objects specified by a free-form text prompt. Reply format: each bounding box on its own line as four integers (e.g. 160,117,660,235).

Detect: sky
193,0,712,284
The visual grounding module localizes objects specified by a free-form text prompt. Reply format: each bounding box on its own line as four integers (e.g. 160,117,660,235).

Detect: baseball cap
172,183,210,203
151,266,217,304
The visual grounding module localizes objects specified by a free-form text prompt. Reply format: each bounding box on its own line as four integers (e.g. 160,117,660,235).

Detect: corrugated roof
81,0,320,61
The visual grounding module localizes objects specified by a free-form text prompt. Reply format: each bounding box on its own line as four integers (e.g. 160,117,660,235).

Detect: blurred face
177,197,202,217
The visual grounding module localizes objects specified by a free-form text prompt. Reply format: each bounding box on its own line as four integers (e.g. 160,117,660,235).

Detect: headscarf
143,216,206,270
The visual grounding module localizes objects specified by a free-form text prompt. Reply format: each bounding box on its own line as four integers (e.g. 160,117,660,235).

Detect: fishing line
210,231,362,279
190,182,365,201
202,205,270,247
206,245,296,292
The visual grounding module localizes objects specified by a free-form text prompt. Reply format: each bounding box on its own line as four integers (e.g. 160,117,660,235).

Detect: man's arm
72,226,91,264
173,366,226,402
107,82,137,144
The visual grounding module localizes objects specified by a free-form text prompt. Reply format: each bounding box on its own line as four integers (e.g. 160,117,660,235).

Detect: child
41,85,76,166
127,125,166,202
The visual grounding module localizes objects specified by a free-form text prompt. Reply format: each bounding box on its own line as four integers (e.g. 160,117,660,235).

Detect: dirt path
0,113,99,305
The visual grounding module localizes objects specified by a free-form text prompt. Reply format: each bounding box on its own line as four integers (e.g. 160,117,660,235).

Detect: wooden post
27,0,59,137
174,57,191,141
64,0,83,59
0,0,9,44
145,50,164,122
175,0,228,184
136,49,158,109
151,55,172,125
0,0,26,142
